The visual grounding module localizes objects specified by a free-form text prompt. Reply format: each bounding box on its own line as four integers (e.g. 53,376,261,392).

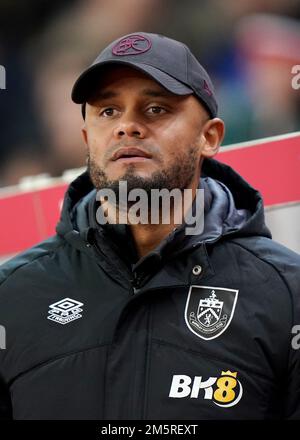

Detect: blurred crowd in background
0,0,300,188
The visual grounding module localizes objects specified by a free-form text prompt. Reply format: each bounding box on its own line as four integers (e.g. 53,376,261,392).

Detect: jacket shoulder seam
0,241,65,289
230,239,294,314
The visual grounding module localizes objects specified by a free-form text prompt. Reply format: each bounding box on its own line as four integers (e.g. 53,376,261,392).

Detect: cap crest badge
112,35,152,56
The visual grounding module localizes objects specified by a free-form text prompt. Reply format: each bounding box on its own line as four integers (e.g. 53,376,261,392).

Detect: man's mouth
111,147,152,162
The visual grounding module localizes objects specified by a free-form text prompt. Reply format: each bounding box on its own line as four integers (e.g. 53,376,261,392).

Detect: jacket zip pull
131,271,143,292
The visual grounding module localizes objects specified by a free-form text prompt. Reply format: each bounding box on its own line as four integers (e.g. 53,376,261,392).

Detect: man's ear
200,118,225,158
81,123,88,146
81,124,89,165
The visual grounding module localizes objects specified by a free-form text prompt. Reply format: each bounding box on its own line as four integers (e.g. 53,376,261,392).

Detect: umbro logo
47,298,84,325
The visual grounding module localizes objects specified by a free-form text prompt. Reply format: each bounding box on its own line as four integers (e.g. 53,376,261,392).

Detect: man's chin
112,173,153,183
108,162,156,179
107,169,156,184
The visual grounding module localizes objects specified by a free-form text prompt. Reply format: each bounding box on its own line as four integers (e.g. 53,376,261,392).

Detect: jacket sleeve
270,249,300,419
233,237,300,419
270,244,300,419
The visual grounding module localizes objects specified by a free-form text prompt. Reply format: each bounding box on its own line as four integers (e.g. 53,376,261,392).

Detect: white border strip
0,253,16,264
220,131,300,152
265,200,300,211
0,167,86,198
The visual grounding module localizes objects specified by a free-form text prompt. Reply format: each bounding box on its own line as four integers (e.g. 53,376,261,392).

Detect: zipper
90,236,142,295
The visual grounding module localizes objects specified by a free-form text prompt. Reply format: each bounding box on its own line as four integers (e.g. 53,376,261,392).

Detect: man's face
82,66,210,193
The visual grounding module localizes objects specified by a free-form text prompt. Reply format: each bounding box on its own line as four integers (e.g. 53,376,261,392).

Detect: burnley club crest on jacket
185,286,239,340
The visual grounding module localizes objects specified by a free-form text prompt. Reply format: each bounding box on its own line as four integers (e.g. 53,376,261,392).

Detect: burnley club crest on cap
184,286,238,340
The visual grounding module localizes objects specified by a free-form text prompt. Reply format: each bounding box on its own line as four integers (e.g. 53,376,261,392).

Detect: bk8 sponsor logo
169,371,243,407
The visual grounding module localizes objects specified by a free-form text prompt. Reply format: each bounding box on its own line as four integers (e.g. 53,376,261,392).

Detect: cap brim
71,60,193,104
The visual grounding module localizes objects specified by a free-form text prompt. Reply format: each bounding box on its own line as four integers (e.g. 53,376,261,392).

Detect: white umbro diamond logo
47,298,84,325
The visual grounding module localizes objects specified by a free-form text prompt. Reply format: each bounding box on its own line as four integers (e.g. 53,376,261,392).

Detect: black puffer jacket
0,158,299,420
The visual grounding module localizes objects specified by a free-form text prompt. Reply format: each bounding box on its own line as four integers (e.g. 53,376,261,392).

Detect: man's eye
147,106,166,114
100,108,116,117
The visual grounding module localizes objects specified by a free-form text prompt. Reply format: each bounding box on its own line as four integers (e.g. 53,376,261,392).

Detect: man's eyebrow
141,88,176,98
89,90,118,101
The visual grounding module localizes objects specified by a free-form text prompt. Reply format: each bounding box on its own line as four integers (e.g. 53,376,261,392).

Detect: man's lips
111,147,152,161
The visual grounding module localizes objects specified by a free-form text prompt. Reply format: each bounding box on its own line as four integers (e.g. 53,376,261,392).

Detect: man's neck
129,222,176,258
128,179,200,258
98,175,201,259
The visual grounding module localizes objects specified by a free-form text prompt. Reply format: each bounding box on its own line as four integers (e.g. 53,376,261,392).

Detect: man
0,32,299,420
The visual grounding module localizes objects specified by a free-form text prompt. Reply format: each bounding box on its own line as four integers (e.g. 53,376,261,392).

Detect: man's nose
113,114,146,139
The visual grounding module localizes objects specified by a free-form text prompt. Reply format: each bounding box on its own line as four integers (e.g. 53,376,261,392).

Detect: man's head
71,32,225,194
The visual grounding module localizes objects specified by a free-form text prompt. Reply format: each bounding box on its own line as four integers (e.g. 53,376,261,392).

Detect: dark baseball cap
71,32,218,118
